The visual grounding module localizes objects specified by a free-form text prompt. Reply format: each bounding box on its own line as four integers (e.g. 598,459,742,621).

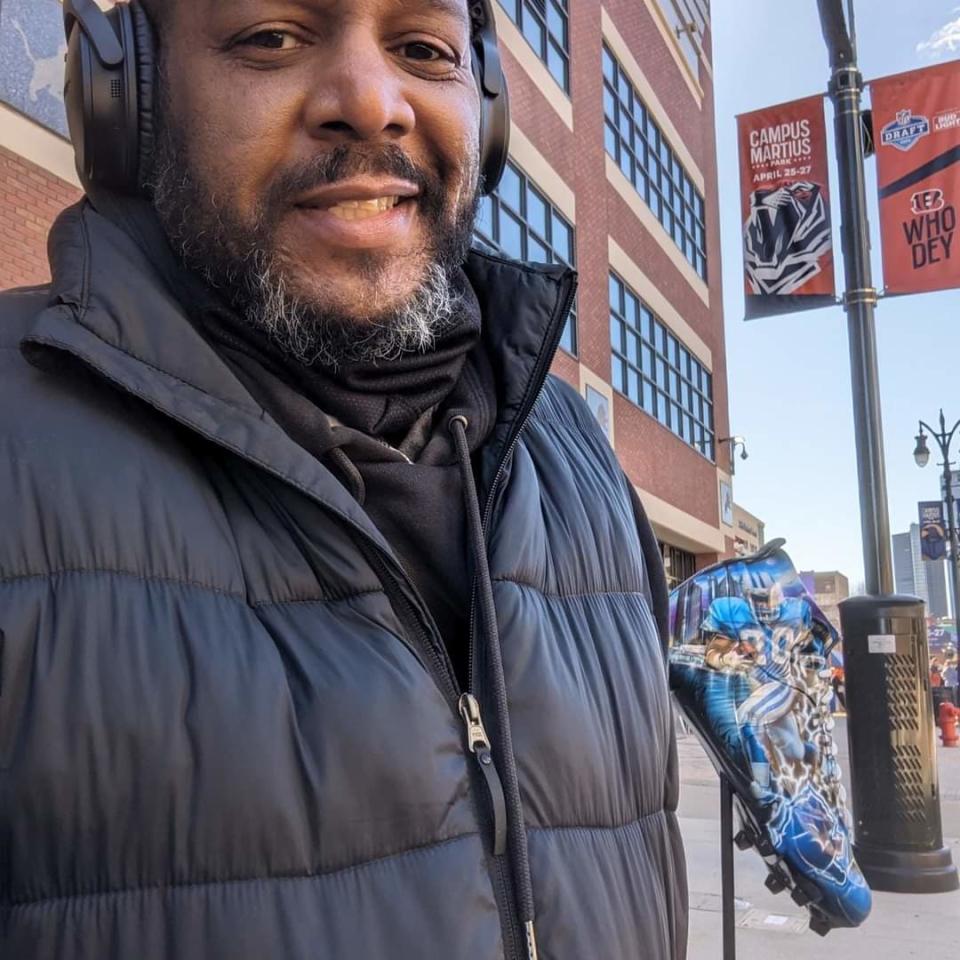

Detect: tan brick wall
0,145,81,290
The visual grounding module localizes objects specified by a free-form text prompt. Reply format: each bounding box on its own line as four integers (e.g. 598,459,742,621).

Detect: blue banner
919,500,948,561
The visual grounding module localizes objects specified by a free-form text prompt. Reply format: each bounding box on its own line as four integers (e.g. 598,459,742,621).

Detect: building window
609,273,714,460
497,0,571,92
602,44,708,281
476,160,578,355
655,0,710,75
660,540,697,589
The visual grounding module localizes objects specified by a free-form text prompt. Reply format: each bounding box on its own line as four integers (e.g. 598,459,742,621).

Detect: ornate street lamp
914,410,960,642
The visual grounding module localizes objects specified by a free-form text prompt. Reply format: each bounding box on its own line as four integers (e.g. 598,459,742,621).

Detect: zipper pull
459,693,508,857
460,691,492,752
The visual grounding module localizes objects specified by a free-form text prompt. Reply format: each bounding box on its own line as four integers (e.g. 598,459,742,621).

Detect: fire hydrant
938,701,960,748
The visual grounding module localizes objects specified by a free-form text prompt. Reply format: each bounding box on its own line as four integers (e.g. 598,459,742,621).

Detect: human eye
402,41,447,61
396,39,460,69
236,28,308,53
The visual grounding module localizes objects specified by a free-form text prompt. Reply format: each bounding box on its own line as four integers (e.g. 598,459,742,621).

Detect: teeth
328,196,401,220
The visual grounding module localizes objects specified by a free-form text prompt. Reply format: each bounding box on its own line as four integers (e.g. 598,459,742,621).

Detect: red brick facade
0,146,80,290
506,1,732,564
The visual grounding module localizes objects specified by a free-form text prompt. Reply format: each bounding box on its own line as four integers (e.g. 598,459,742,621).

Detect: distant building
799,571,849,635
892,525,950,619
732,504,765,557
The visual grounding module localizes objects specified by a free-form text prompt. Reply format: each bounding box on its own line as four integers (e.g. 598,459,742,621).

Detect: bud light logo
911,189,945,214
881,108,930,151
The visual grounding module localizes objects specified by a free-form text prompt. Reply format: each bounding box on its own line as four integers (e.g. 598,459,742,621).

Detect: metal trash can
840,594,959,893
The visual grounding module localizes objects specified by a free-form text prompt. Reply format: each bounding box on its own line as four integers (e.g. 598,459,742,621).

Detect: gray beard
216,247,464,368
147,130,476,369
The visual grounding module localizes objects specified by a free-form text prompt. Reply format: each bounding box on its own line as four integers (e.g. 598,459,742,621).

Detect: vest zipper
466,273,579,960
355,538,524,960
459,693,507,856
354,541,460,709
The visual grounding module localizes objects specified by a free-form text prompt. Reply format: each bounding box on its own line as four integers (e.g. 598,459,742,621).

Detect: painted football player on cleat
668,541,872,931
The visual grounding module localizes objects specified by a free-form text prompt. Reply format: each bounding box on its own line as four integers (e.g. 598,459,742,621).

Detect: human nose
303,31,416,144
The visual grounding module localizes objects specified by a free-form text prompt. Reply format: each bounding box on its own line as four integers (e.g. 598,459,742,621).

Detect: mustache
264,144,443,215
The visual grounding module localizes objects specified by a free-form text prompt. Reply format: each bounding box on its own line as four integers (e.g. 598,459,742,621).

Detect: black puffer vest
0,203,687,959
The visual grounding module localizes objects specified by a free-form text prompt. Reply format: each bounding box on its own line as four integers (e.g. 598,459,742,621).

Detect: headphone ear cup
473,44,510,196
129,1,157,190
482,74,510,196
63,1,142,194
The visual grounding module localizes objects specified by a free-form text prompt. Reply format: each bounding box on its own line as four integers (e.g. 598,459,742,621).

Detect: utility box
840,594,958,893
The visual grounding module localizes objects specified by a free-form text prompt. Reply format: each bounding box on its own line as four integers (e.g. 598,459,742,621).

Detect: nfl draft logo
881,108,930,151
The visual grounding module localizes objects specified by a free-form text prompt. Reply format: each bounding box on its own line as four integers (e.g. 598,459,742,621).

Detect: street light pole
914,411,960,643
817,0,894,596
819,0,957,895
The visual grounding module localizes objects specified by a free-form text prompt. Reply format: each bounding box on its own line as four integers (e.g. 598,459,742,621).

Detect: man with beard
0,2,687,959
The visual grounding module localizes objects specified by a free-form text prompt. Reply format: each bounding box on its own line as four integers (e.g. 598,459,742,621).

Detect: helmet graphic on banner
743,182,833,297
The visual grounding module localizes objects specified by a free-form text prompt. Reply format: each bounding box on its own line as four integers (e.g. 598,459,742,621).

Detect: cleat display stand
719,777,738,960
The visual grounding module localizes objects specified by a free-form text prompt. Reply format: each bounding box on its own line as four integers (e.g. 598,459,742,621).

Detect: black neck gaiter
197,269,493,466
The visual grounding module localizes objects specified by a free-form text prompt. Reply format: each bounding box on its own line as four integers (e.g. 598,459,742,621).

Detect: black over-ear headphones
63,0,510,197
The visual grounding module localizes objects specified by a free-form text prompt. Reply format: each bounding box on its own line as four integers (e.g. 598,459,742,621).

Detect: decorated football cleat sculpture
668,540,871,933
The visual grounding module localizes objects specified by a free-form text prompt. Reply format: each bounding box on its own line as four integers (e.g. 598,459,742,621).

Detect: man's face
149,0,482,363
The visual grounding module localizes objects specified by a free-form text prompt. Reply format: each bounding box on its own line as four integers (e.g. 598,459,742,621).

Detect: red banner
737,95,835,319
872,61,960,295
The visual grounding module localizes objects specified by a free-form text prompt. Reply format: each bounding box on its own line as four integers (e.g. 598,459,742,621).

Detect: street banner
919,500,948,561
872,61,960,295
737,95,836,319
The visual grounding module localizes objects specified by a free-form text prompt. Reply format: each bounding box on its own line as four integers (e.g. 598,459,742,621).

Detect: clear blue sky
713,1,960,590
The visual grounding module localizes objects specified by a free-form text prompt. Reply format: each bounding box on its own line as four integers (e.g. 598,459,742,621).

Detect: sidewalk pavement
678,716,960,959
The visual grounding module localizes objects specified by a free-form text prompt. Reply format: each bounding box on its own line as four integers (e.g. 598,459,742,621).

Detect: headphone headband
63,0,510,197
64,0,123,65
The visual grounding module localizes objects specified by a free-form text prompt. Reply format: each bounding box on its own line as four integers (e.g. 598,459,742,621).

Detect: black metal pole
821,0,956,894
921,412,960,643
818,0,895,596
943,467,960,640
720,776,736,960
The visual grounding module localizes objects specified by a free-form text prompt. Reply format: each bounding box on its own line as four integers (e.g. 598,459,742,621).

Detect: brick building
0,0,733,584
482,0,732,585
